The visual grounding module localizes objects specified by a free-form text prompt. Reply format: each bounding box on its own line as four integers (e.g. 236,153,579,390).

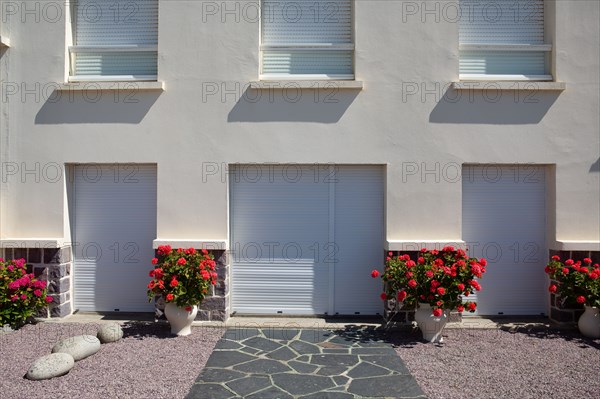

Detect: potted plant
147,246,218,336
545,255,600,338
372,246,487,343
1,258,53,329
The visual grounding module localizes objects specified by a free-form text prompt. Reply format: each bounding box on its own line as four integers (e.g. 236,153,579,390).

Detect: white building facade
0,0,598,321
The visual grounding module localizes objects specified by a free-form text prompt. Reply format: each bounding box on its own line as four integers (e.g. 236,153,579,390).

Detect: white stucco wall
0,1,598,247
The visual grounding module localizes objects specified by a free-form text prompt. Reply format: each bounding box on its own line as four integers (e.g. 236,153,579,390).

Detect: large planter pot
414,303,449,343
164,303,198,336
578,305,600,339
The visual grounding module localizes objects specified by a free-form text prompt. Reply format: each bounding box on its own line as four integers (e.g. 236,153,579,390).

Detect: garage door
462,165,547,315
73,164,157,312
230,165,384,315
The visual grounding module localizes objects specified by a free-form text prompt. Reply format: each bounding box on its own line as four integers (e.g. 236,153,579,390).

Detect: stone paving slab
186,327,427,399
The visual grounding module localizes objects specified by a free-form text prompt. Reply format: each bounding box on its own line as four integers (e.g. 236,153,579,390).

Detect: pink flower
405,260,416,268
166,293,174,301
417,257,425,265
10,295,18,302
151,258,158,265
583,258,592,265
436,287,446,295
371,270,380,278
33,289,43,297
548,284,557,293
457,283,465,291
468,302,477,311
408,279,417,288
170,279,179,287
45,296,53,303
479,258,487,267
576,296,586,304
20,294,27,300
405,271,413,278
7,265,14,272
562,268,569,274
177,257,187,266
565,259,574,266
432,308,443,317
425,271,433,278
7,281,19,290
457,305,465,313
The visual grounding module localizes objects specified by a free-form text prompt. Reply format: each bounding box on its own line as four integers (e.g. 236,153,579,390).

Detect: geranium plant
147,245,218,309
373,246,487,316
545,256,600,308
1,258,53,328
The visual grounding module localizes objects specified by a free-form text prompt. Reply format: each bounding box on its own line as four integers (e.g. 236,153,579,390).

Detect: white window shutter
71,0,158,80
261,0,354,79
459,0,551,80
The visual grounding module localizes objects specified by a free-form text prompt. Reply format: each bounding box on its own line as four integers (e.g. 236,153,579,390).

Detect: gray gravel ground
3,322,599,399
0,322,222,399
391,327,600,399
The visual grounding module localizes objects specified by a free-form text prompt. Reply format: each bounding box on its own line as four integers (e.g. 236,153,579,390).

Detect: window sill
452,81,566,91
550,241,600,251
57,81,165,91
250,80,363,90
0,239,65,248
386,240,467,251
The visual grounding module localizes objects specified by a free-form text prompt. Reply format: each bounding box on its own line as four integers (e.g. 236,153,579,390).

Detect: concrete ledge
0,239,65,248
551,241,600,251
386,240,467,251
250,80,364,89
152,239,227,250
452,81,566,91
57,81,165,91
0,36,10,47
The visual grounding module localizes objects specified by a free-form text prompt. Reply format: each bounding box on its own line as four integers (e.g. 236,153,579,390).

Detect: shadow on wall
35,89,162,124
228,87,360,123
429,87,562,124
590,158,600,173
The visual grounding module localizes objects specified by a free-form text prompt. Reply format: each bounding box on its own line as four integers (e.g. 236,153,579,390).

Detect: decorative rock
52,335,101,361
26,353,75,380
97,323,124,343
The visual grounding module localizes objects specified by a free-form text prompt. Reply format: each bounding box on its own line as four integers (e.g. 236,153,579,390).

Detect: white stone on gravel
52,335,101,361
26,353,75,380
97,323,123,344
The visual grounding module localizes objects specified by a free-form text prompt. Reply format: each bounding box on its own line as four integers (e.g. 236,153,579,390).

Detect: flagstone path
186,327,427,399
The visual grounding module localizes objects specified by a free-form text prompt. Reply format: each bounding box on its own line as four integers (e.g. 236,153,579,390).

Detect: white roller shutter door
462,165,547,315
230,165,383,315
73,164,157,312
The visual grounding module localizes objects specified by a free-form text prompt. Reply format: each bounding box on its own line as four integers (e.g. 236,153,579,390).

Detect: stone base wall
548,249,600,324
153,249,228,322
1,246,73,318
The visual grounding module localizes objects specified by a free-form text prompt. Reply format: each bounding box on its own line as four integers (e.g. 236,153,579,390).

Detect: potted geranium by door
546,256,600,338
147,245,217,336
373,246,487,343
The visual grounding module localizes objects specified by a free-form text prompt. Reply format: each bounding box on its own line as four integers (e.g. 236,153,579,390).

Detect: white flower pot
164,303,198,336
578,305,600,339
414,303,449,343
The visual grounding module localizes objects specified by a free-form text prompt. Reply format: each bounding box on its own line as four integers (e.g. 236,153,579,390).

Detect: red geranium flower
166,293,174,301
397,290,407,301
380,293,387,301
576,296,586,304
408,279,417,288
432,308,443,317
548,284,557,293
468,302,476,311
371,270,380,278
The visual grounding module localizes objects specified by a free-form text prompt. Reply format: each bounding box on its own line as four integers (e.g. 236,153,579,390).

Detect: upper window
459,0,552,81
260,0,354,80
69,0,158,81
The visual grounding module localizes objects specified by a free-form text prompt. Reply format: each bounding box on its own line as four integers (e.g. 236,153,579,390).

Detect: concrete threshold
38,313,567,331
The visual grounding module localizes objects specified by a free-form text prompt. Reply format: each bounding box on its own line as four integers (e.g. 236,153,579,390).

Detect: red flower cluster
376,246,485,316
147,247,218,308
545,256,600,308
